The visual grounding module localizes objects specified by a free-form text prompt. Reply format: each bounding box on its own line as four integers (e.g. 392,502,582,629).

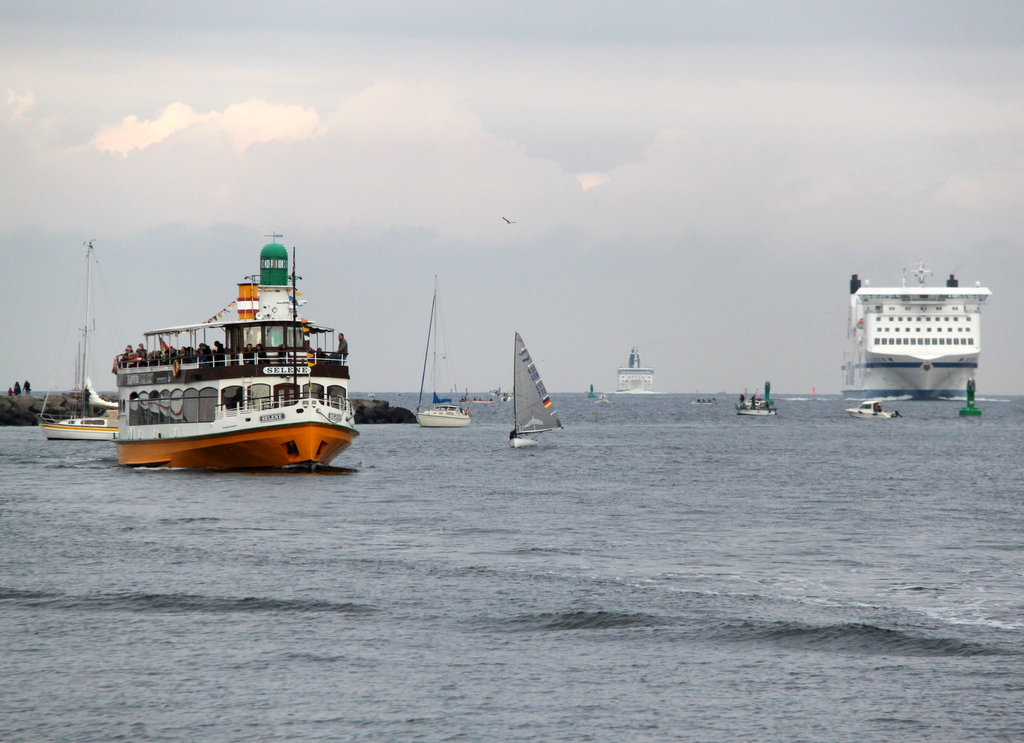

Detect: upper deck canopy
144,319,335,337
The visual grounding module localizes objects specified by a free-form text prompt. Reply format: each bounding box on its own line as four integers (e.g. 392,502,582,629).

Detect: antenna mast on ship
913,259,932,287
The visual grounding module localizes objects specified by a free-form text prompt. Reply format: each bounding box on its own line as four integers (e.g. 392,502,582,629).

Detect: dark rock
351,398,416,424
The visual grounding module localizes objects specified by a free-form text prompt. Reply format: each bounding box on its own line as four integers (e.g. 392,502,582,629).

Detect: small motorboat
847,399,901,419
736,382,777,416
596,394,610,403
693,398,717,405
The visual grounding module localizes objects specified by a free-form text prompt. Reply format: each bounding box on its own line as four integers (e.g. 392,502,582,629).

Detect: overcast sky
3,1,1023,395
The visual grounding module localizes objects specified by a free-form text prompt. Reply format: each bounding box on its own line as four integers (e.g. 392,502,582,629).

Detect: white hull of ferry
843,266,988,400
842,350,979,400
417,407,471,427
40,418,118,440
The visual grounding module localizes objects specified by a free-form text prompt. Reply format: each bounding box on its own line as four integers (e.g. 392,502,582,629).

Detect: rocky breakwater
351,398,416,424
0,394,87,426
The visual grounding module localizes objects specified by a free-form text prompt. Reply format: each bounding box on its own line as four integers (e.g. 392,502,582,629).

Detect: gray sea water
2,393,1024,742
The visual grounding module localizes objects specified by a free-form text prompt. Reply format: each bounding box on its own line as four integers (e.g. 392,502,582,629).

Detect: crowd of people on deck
113,333,349,370
7,381,30,396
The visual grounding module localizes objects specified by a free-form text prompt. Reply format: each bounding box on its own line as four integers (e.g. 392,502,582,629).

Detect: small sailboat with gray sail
509,332,562,448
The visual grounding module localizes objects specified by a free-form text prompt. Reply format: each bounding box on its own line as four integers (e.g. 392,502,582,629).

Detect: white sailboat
416,278,471,428
38,241,119,440
509,332,562,447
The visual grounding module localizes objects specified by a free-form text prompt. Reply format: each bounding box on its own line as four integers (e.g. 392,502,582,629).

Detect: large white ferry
616,347,654,393
842,261,991,400
114,241,358,468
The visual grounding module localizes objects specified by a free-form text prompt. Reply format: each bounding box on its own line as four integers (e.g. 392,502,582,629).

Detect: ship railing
116,353,348,371
216,395,353,419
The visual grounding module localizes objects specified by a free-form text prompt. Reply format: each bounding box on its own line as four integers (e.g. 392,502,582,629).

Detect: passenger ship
115,241,358,468
842,261,991,399
616,347,655,393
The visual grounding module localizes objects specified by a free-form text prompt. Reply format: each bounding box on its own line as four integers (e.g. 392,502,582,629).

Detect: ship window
129,392,140,426
159,389,172,424
301,383,325,400
243,326,262,347
248,383,271,409
967,316,972,321
265,325,285,348
170,389,183,422
198,388,217,422
183,388,199,423
222,385,243,410
327,385,346,402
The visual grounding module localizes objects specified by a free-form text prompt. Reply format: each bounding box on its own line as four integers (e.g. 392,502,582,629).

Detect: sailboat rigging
38,241,119,440
416,278,471,428
509,332,561,447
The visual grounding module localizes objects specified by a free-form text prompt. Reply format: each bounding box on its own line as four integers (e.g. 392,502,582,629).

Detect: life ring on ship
172,360,181,377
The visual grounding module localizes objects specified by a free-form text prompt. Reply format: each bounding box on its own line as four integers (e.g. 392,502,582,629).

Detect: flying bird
502,217,516,224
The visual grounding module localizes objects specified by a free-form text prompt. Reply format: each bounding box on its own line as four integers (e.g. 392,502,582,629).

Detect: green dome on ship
260,242,289,286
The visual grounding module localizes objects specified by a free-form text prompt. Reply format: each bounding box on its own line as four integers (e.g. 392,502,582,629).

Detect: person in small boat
891,410,901,418
873,402,882,413
739,393,745,405
509,430,519,441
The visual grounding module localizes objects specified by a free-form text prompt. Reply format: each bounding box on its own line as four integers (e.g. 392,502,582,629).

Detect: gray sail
513,332,562,434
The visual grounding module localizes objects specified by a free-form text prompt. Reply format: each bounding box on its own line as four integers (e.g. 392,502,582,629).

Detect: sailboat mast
82,241,94,415
512,334,519,433
417,279,437,410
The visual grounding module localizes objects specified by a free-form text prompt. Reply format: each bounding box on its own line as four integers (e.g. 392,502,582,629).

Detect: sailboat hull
417,408,471,427
510,436,538,448
40,419,118,441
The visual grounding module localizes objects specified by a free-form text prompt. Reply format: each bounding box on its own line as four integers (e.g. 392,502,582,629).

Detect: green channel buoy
959,378,982,417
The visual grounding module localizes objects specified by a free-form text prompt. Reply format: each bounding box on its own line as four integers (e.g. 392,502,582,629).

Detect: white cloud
91,99,325,156
7,89,34,119
575,171,610,190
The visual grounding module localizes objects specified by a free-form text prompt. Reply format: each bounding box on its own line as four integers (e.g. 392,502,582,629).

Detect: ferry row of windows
874,337,973,347
881,316,970,322
877,326,967,333
125,384,347,425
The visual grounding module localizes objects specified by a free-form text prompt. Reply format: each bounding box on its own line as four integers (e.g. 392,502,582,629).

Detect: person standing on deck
337,333,349,362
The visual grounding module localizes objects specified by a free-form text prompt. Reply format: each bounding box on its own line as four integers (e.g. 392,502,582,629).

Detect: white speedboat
846,399,901,419
509,333,562,447
416,278,471,428
596,394,610,403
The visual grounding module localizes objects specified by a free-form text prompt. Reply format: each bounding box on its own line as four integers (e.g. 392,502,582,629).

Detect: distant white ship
616,347,654,393
842,261,990,400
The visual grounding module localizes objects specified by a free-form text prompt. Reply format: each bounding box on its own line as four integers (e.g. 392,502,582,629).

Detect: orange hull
117,422,357,468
